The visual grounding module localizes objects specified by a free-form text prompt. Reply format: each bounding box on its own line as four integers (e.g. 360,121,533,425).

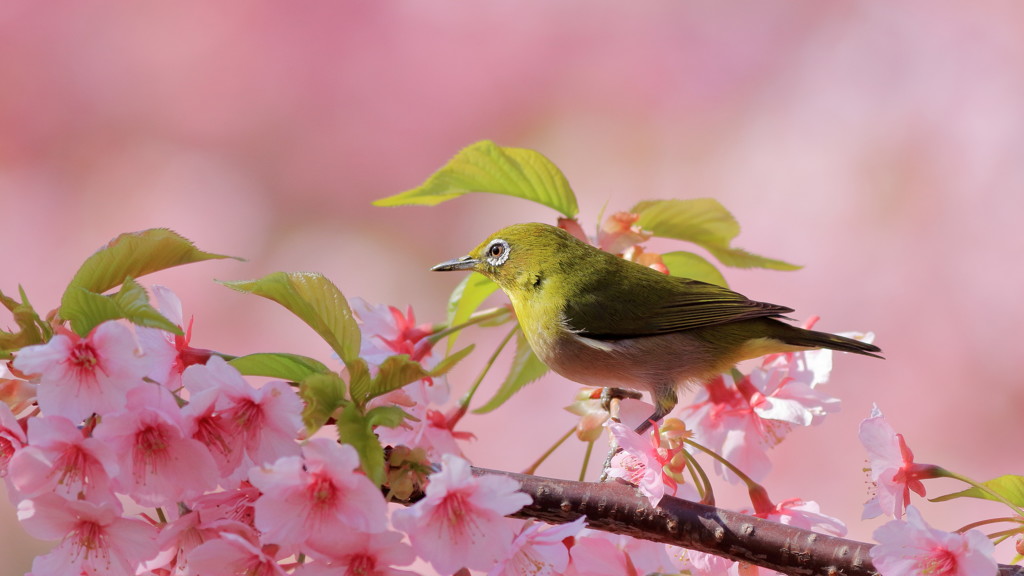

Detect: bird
432,222,882,431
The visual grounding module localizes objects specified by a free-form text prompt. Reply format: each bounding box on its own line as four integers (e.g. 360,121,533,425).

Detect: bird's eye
485,239,510,265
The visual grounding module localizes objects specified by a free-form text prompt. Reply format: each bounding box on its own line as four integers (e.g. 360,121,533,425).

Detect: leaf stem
457,323,518,411
523,425,577,476
427,307,510,344
934,469,1024,518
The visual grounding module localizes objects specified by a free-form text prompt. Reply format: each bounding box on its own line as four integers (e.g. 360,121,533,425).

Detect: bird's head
432,222,587,295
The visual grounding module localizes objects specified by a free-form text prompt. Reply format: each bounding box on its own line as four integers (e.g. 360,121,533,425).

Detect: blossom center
308,474,338,508
345,553,376,576
921,546,957,574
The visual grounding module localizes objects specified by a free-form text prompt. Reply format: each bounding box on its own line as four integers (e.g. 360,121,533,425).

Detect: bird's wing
563,275,793,340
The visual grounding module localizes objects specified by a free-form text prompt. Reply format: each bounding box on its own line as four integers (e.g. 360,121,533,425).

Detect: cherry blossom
605,421,689,507
859,405,939,520
488,517,587,576
745,489,847,537
13,321,151,422
8,414,119,505
250,437,388,553
183,356,303,474
299,530,417,576
17,494,158,576
353,298,449,406
871,506,997,576
189,530,288,576
92,383,219,507
136,285,213,390
567,530,677,576
0,400,26,477
391,453,532,574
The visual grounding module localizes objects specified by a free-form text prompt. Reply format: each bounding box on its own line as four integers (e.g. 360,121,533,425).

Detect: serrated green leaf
111,278,181,333
63,228,239,299
229,353,331,381
474,327,549,414
60,279,181,337
0,287,48,352
222,272,360,362
358,355,430,405
345,358,372,404
660,251,728,287
931,474,1024,507
336,403,385,485
430,345,475,377
373,140,579,218
633,199,800,271
445,272,499,352
366,405,407,429
298,372,348,432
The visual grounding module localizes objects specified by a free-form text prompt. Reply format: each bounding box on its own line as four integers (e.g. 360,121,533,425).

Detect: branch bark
467,467,1024,576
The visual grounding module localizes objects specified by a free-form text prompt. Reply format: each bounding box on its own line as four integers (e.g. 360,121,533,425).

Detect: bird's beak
431,256,479,271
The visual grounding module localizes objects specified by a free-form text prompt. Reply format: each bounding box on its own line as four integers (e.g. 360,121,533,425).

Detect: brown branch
468,467,1024,576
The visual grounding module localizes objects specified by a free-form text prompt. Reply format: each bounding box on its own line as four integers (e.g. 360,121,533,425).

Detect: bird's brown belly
535,330,733,396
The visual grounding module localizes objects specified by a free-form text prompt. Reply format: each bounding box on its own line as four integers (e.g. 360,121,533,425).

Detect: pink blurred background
3,1,1023,572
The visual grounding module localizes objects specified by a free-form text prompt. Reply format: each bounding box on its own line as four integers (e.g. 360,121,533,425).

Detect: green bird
432,222,882,430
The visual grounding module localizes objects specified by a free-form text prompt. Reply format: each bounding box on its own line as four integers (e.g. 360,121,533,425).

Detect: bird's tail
781,326,883,359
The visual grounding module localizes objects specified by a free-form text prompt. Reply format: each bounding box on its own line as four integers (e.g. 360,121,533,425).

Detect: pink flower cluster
0,286,702,575
676,319,862,483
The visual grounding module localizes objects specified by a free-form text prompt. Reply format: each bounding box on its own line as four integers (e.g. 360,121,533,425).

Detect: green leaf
58,229,237,336
931,474,1024,507
632,199,800,271
366,405,408,429
60,278,181,336
63,228,239,299
474,327,549,414
355,355,430,405
373,140,579,218
111,278,181,333
430,344,475,377
229,353,331,381
0,287,48,353
445,272,499,352
660,251,729,287
298,372,348,432
336,403,386,485
222,272,360,363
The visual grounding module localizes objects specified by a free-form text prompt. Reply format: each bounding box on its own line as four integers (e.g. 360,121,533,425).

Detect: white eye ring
485,239,510,266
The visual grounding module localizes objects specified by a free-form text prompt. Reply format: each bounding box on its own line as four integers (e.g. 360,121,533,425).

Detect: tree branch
469,467,1024,576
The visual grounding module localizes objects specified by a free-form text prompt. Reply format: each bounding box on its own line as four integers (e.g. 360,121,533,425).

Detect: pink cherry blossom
677,374,781,483
92,384,219,507
189,530,288,576
487,517,586,576
353,298,449,406
8,414,119,505
300,530,417,576
745,489,847,537
374,401,470,460
567,529,677,576
597,212,651,254
17,494,158,576
606,421,687,507
391,453,532,574
683,550,737,575
0,400,27,477
250,437,388,552
13,321,151,422
859,405,939,519
0,362,36,414
183,357,303,472
871,506,997,576
137,285,213,390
